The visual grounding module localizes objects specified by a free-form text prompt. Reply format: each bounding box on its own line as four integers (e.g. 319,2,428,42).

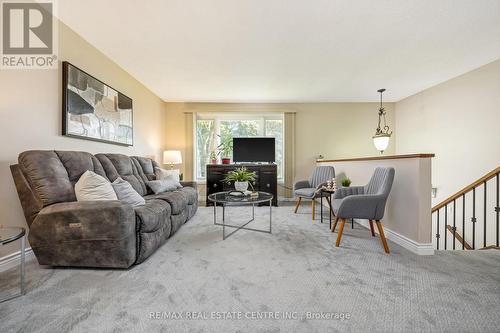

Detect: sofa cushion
55,150,107,184
178,186,197,205
96,154,149,196
144,191,188,215
18,150,106,206
134,199,171,233
132,156,158,181
18,151,74,206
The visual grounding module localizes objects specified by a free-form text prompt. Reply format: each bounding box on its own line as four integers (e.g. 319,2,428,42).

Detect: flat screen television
233,137,275,163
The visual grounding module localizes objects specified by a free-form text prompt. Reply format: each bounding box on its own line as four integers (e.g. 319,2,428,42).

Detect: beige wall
163,102,395,185
395,58,500,206
0,21,165,257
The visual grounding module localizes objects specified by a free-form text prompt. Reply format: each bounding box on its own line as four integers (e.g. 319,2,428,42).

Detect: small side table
0,227,26,303
320,188,335,229
319,191,354,230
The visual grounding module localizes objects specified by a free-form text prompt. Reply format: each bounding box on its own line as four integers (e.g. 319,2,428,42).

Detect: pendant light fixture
372,88,392,153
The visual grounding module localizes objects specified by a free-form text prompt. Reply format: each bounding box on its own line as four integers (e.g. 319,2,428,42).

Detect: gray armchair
331,167,395,253
294,166,335,220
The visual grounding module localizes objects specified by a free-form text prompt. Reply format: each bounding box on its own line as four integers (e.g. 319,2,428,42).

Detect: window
194,113,284,181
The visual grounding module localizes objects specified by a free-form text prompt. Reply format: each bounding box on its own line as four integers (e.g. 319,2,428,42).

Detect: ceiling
58,0,500,102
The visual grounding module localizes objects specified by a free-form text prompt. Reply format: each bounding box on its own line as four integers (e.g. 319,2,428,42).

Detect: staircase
432,167,500,250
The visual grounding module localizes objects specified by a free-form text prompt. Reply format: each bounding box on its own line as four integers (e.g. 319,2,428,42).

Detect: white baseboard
0,248,34,272
356,220,434,255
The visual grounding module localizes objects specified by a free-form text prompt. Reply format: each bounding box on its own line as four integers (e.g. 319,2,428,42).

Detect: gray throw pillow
147,176,181,194
112,177,146,207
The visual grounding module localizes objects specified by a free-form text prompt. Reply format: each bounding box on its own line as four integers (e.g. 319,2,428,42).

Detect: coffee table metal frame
0,227,26,303
208,191,273,240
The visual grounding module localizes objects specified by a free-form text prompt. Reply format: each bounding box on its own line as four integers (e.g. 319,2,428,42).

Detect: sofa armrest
30,201,136,247
294,180,310,191
337,194,386,220
180,181,197,190
334,186,364,199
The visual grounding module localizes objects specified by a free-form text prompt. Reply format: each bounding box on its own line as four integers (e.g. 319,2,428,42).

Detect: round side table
0,227,26,303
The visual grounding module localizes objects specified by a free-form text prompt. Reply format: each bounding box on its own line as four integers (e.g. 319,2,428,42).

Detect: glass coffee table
0,227,26,303
207,191,273,240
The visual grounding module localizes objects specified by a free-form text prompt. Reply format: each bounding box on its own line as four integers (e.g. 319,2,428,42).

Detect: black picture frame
62,61,134,146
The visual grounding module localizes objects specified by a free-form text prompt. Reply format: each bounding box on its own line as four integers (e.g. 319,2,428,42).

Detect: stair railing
432,167,500,250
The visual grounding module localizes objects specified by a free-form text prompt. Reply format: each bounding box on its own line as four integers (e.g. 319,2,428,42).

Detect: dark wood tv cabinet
206,164,278,206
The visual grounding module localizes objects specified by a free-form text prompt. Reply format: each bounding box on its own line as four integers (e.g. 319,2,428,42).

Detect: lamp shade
373,134,390,153
163,150,182,164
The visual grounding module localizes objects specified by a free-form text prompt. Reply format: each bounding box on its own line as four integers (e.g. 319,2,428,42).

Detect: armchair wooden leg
335,219,346,247
294,197,302,213
369,220,375,237
331,216,339,232
311,199,316,220
375,220,390,254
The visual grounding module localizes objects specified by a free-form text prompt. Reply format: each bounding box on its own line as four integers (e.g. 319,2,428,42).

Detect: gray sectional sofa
10,150,198,268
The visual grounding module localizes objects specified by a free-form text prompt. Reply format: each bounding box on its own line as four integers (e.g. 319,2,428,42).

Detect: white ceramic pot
234,181,249,192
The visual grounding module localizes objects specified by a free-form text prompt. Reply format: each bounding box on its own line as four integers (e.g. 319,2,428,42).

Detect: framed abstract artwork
62,61,133,146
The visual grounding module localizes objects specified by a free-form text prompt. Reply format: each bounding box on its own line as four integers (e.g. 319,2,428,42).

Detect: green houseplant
224,167,256,192
209,151,217,164
341,177,352,187
217,135,232,164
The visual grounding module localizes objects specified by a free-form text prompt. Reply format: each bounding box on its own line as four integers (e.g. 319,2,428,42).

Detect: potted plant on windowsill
217,135,232,165
209,151,218,164
224,167,257,192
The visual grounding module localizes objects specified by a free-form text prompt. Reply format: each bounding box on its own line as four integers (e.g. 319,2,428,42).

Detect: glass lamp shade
163,150,182,165
373,134,390,153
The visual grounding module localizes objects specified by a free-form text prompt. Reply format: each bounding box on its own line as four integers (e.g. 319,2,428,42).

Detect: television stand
206,164,278,206
233,162,275,165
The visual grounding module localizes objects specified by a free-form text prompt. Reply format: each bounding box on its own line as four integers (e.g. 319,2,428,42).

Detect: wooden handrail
432,166,500,212
317,153,435,163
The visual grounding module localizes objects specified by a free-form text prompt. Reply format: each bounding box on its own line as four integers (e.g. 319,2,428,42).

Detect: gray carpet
1,205,499,333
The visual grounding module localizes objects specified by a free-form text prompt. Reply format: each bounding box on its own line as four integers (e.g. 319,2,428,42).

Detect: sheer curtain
184,112,195,180
284,112,296,198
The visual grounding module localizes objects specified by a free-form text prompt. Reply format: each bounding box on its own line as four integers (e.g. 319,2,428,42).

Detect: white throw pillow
75,170,117,201
155,167,181,186
111,177,145,207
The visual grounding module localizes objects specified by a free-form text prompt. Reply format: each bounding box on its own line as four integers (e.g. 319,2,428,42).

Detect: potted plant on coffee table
224,167,257,192
217,135,232,164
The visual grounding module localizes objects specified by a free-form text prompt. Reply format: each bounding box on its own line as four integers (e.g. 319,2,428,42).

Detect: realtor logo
1,0,58,69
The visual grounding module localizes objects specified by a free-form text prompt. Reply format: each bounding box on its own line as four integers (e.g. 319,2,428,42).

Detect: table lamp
163,150,182,169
